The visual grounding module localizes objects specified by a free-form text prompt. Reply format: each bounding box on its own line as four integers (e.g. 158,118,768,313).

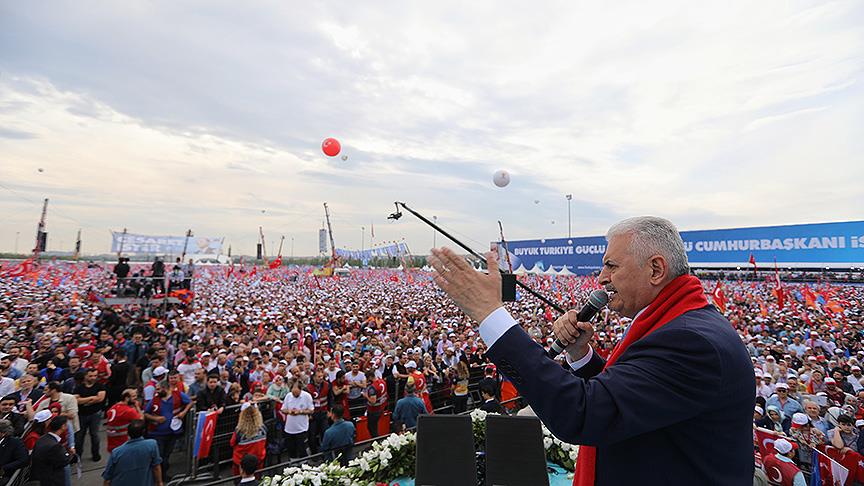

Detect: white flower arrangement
262,412,578,486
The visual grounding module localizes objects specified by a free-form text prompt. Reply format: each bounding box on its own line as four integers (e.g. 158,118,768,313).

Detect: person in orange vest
762,438,805,486
105,389,143,454
405,361,433,413
306,369,331,454
363,369,388,438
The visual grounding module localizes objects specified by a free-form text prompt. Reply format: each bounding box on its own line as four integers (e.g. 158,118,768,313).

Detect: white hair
606,216,690,278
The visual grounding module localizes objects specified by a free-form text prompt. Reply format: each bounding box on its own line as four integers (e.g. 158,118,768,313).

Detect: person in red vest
306,369,331,453
762,438,805,486
405,361,432,413
105,388,143,454
363,369,388,438
230,403,267,477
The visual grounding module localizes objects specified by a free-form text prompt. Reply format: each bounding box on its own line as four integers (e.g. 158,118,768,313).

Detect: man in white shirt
280,379,313,459
176,356,202,388
848,366,864,393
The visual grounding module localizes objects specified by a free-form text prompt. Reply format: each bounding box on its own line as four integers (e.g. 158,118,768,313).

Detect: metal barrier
165,365,501,483
4,420,34,486
166,397,522,486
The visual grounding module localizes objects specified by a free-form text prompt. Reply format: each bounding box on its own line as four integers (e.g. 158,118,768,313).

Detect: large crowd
0,258,862,485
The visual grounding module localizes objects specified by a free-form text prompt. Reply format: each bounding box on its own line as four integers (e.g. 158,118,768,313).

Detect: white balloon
492,170,510,188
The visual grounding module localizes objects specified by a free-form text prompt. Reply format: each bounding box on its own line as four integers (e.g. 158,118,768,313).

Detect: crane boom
323,202,337,260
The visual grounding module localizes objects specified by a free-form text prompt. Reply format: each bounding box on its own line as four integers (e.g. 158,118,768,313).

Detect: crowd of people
0,257,862,485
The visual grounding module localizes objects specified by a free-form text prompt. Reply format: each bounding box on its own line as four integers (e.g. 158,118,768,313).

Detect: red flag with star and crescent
711,281,727,314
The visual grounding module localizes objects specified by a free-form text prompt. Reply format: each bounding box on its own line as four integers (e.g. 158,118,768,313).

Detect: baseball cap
791,413,809,426
153,366,168,377
34,410,53,423
406,360,417,368
773,438,793,454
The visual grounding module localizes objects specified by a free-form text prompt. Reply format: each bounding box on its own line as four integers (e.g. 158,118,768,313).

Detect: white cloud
0,0,862,255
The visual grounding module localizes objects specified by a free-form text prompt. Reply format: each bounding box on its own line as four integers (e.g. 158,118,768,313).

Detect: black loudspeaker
256,243,263,260
416,415,476,486
501,273,516,302
485,415,549,486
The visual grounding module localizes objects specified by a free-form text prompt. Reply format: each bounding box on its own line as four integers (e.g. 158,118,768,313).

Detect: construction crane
33,198,48,258
323,202,341,272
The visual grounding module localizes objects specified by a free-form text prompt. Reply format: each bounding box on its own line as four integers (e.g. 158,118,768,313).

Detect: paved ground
73,422,189,486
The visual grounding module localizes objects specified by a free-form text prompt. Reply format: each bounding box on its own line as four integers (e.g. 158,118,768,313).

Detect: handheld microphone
547,290,609,358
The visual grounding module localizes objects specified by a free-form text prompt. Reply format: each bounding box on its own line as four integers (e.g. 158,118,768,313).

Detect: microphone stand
393,201,566,314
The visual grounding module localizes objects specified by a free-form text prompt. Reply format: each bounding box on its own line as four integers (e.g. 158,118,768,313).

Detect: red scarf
573,274,709,486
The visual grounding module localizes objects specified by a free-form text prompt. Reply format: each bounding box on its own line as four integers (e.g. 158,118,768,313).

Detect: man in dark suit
478,382,503,414
30,416,75,486
429,216,755,485
0,419,28,485
0,397,27,438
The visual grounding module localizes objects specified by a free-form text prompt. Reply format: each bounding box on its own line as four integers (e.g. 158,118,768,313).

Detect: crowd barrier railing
166,396,522,486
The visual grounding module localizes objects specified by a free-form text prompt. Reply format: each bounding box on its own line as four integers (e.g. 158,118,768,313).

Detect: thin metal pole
566,194,572,238
396,202,565,314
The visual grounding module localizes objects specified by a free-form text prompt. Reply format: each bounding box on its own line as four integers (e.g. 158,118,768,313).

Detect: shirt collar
48,432,62,442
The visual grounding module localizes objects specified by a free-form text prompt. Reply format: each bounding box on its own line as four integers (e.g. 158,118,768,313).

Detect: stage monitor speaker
416,415,476,486
256,243,263,260
501,273,516,301
485,415,549,486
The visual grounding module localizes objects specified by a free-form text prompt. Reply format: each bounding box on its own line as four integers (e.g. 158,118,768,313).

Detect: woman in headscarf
756,405,790,434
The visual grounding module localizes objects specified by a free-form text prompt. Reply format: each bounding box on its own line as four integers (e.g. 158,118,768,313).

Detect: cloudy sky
1,1,862,256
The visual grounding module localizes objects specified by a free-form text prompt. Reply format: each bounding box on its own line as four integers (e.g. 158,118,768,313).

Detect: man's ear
648,255,668,285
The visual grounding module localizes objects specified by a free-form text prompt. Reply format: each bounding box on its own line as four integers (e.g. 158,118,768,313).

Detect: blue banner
335,243,408,261
500,220,864,275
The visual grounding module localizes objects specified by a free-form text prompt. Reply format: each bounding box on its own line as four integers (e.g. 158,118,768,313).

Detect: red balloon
322,138,341,157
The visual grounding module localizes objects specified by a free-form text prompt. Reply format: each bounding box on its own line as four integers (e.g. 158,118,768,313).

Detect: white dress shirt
479,305,647,371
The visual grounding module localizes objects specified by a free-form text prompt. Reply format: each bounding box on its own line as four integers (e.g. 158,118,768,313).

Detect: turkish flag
193,411,219,459
711,281,727,314
754,428,778,459
823,445,856,485
269,256,282,270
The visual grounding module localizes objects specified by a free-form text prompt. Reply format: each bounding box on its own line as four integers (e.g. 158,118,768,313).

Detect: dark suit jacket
486,305,755,485
29,434,71,486
0,436,28,476
0,413,27,438
479,399,503,414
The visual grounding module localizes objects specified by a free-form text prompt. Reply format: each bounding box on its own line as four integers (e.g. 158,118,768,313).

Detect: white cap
241,402,252,412
153,366,168,377
773,438,793,454
856,420,864,428
792,413,809,426
251,348,260,354
825,377,836,384
754,406,764,415
34,410,53,423
406,360,417,368
201,352,211,357
774,382,789,390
